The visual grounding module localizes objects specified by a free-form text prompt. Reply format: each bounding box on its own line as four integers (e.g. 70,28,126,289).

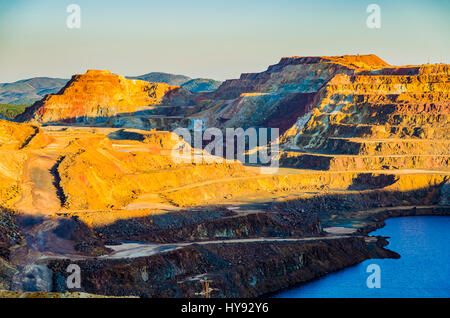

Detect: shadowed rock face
0,207,22,260
17,70,181,124
46,236,397,298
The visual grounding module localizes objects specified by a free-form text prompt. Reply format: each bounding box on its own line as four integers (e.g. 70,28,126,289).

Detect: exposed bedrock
194,55,387,131
0,207,22,290
279,64,450,171
0,208,22,261
46,236,396,298
279,152,449,171
17,70,181,124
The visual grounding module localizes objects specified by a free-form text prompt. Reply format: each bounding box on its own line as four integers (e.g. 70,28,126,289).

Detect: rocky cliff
17,70,180,123
191,55,389,132
279,64,450,170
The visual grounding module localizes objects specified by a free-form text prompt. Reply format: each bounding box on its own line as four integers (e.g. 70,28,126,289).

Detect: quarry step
323,112,449,127
292,137,450,156
279,151,450,171
321,101,449,114
318,123,449,139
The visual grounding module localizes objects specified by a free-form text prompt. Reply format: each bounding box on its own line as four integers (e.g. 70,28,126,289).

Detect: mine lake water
274,216,450,298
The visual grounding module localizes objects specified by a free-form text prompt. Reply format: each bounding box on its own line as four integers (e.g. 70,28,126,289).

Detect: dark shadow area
348,173,398,190
94,206,321,244
14,213,109,257
50,156,67,207
90,181,448,244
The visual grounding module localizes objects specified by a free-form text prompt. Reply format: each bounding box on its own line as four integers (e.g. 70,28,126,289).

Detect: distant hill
181,78,222,92
127,73,221,92
0,77,69,105
127,72,192,86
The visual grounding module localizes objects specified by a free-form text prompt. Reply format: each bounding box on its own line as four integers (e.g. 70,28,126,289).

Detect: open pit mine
0,55,448,298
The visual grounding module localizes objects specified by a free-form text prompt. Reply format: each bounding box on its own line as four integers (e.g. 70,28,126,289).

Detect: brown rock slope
17,70,180,123
280,64,450,171
191,55,389,132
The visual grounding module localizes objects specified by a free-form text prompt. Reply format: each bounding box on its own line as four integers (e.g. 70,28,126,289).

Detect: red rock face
18,70,180,123
194,55,391,132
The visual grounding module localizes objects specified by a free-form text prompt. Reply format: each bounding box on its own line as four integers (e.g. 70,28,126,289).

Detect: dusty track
14,153,61,216
37,234,361,261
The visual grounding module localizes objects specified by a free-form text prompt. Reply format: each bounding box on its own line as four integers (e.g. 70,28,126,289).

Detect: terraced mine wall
161,172,447,207
271,180,447,226
46,236,396,298
279,64,449,171
18,70,180,123
193,55,390,132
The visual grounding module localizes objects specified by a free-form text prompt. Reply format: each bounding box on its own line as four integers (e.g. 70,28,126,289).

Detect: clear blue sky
1,0,449,82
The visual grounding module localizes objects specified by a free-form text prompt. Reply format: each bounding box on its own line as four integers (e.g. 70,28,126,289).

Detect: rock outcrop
0,207,21,261
17,70,180,123
279,64,450,170
127,72,191,86
192,55,389,132
0,207,21,290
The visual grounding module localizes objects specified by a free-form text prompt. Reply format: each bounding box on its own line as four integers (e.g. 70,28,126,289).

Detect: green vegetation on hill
181,78,222,92
0,104,29,119
127,73,222,92
127,72,192,86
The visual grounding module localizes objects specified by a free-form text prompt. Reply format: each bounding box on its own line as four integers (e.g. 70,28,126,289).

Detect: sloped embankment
46,236,397,298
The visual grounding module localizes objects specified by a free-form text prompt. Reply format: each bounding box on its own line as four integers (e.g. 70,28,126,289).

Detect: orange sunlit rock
18,70,180,123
